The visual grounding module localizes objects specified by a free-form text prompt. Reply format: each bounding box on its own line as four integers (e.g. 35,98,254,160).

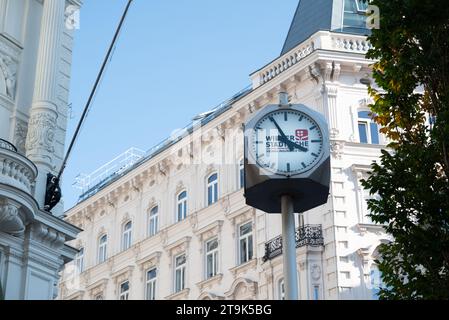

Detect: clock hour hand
268,117,308,152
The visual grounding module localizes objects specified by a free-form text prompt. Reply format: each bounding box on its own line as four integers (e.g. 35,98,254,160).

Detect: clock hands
268,116,308,152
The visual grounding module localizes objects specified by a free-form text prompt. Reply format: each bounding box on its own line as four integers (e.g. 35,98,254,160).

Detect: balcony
0,139,36,195
0,139,37,235
263,225,324,262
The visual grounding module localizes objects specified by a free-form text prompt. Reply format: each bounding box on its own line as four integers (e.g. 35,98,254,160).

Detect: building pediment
164,236,191,257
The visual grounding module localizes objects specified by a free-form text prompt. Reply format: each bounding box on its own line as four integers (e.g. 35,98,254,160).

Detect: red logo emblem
295,129,309,141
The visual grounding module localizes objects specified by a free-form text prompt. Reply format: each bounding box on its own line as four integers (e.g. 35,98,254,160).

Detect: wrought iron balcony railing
0,139,17,152
263,224,324,262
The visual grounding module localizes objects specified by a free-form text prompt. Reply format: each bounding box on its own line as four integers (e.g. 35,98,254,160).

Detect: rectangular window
314,286,320,300
75,248,84,273
239,160,245,189
205,238,219,279
343,0,369,29
122,222,132,251
174,254,186,293
207,174,218,206
148,207,159,237
145,268,157,300
370,122,380,144
98,236,107,264
239,222,254,265
177,192,188,222
119,281,130,300
358,122,368,143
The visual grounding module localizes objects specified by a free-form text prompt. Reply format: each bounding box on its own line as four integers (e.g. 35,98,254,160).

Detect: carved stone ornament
311,264,322,281
330,140,345,160
13,120,28,154
0,200,25,235
31,222,65,249
25,112,57,154
189,212,198,232
220,196,231,214
0,51,18,100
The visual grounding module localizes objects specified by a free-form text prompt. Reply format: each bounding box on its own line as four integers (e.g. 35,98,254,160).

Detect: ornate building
59,0,390,300
0,0,81,300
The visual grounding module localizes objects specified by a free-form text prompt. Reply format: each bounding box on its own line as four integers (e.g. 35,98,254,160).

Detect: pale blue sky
62,0,299,209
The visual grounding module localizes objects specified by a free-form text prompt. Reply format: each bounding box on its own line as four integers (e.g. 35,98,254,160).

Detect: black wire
57,0,134,181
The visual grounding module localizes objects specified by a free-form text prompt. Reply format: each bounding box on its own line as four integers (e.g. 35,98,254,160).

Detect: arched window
148,206,159,237
176,191,188,222
207,173,218,206
122,221,132,251
98,235,108,264
358,111,380,144
239,159,245,189
75,247,85,273
119,281,130,300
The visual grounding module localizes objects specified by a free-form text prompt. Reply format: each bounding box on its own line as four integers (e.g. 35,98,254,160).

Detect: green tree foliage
362,0,449,299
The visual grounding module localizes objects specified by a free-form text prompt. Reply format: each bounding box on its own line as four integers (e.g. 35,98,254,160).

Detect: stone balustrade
0,140,37,195
251,31,373,88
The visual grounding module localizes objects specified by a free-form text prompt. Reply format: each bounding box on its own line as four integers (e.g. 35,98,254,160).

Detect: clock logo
249,109,325,177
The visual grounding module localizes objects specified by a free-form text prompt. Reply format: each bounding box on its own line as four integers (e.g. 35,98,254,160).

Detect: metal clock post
244,92,330,301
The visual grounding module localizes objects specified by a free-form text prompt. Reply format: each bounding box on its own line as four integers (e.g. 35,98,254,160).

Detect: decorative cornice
196,274,223,291
165,288,190,300
228,259,258,277
164,236,192,256
224,277,258,299
194,220,224,242
137,251,162,272
112,265,134,285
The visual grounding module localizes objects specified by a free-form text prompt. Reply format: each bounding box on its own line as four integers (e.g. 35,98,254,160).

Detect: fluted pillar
26,0,66,208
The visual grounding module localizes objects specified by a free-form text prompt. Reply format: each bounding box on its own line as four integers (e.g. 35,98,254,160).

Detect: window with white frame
343,0,369,30
239,159,245,189
279,278,285,300
98,235,108,264
122,221,132,251
176,191,188,222
370,264,385,300
205,238,219,279
148,206,159,237
145,268,157,300
75,247,84,273
358,111,380,144
238,222,254,265
119,281,130,300
174,254,186,293
207,173,218,206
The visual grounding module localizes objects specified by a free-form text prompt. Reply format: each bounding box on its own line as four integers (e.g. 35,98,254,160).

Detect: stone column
25,0,65,209
322,84,339,139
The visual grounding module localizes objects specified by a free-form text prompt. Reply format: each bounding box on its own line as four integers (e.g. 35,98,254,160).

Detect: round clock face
251,109,324,176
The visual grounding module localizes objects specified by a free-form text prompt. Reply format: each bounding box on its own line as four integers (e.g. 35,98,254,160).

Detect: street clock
244,103,330,214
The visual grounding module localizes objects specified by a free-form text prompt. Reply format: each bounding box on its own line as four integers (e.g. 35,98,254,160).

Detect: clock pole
244,91,330,301
279,92,299,300
281,194,299,300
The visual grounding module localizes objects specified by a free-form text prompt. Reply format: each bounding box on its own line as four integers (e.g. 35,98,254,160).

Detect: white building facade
0,0,81,300
59,0,390,300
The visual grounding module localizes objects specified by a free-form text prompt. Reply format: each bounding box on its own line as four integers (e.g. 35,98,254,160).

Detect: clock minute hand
269,117,308,152
269,117,294,151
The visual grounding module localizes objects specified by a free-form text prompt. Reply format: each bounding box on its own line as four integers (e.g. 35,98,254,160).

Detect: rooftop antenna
44,0,135,212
